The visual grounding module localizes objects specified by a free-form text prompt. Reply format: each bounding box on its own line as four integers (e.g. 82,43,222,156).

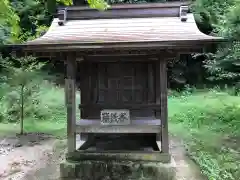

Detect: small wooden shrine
7,1,223,179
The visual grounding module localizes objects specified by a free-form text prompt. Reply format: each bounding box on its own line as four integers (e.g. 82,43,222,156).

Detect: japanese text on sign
100,110,130,125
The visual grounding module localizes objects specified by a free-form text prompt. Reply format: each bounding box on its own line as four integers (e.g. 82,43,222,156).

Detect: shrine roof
11,2,224,52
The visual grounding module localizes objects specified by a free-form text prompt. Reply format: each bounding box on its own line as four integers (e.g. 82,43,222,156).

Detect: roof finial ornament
180,5,188,22
58,8,68,26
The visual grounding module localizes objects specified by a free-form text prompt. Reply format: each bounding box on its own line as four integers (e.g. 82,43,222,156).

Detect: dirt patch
170,137,207,180
222,135,240,151
23,140,66,180
0,134,206,180
0,133,65,180
0,133,52,155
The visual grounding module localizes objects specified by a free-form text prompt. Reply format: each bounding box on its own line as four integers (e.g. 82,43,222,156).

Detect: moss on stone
67,151,171,163
60,158,176,180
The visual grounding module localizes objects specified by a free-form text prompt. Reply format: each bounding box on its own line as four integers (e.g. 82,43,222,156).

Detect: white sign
100,109,130,125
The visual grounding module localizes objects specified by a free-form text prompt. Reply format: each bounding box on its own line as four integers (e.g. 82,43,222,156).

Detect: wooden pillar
65,54,76,153
155,59,161,150
159,58,169,154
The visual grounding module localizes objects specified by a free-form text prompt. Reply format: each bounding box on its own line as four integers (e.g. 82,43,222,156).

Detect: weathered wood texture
159,59,169,153
21,44,207,54
76,124,161,133
65,54,76,153
79,61,157,120
25,14,221,47
59,2,189,20
155,60,161,150
76,117,161,133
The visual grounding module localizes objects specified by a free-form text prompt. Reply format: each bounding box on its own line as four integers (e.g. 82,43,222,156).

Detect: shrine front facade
78,60,161,126
7,2,223,179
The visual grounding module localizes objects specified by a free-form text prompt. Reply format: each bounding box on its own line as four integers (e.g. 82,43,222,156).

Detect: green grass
0,121,66,137
169,90,240,180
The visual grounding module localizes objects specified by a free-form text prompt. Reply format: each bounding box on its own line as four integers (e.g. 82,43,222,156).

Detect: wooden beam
79,103,161,110
65,53,77,153
85,55,159,62
58,2,190,20
22,41,214,53
76,124,161,133
159,58,169,154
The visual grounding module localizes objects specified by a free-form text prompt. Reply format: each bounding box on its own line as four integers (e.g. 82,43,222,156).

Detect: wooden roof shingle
27,14,221,45
18,2,224,51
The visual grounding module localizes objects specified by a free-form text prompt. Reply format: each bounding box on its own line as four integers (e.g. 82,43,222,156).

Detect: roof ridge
57,2,191,25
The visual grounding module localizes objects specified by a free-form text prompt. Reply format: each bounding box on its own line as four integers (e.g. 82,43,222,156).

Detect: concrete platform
60,154,176,180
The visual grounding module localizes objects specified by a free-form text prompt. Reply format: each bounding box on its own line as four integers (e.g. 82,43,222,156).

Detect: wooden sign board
100,109,130,125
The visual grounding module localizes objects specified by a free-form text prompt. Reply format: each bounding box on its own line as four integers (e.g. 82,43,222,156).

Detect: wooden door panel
97,62,147,104
81,61,157,119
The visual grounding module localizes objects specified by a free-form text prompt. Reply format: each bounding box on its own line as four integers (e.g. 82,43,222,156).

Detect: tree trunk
20,85,24,135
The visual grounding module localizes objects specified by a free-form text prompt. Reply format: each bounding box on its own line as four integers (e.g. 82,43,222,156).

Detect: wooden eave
7,2,224,53
14,39,222,52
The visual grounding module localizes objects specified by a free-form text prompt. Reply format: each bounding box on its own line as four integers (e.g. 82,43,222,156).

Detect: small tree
1,55,45,134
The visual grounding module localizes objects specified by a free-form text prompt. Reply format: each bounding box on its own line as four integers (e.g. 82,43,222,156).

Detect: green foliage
0,0,20,43
0,55,45,134
0,80,67,137
87,0,110,10
169,91,240,180
205,42,240,82
2,56,45,85
192,0,236,33
1,0,94,43
57,0,73,5
216,2,240,40
197,0,240,84
11,0,57,41
2,0,111,43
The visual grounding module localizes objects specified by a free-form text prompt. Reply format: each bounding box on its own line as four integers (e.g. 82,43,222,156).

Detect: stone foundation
60,157,176,180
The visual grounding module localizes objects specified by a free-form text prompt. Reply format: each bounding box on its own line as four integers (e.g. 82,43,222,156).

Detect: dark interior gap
79,133,159,152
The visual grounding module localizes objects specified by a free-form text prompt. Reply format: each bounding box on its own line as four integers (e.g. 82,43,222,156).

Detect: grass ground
0,82,239,180
169,90,240,180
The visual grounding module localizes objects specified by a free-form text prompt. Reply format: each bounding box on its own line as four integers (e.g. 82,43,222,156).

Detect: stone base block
60,158,176,180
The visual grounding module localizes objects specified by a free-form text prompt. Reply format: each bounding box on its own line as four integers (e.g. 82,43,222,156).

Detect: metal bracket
180,6,188,22
58,8,68,26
